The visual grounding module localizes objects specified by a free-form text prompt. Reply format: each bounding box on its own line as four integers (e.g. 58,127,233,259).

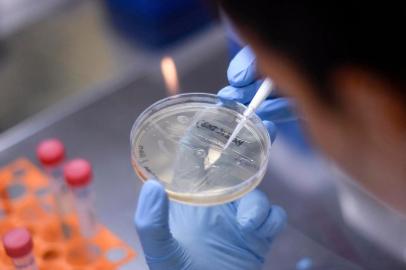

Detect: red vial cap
36,139,65,166
64,159,92,187
2,228,33,258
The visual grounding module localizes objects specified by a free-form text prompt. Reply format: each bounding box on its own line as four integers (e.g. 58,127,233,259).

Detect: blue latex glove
218,46,296,139
135,180,286,270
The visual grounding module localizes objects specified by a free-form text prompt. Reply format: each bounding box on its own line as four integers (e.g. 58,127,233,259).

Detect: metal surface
0,0,218,133
0,0,71,37
0,0,226,142
0,1,120,132
0,4,405,268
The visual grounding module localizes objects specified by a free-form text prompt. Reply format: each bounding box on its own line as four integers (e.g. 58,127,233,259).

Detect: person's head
217,1,406,212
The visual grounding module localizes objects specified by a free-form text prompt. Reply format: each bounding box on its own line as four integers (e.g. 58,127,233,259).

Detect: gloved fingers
235,190,286,257
217,80,262,104
227,46,258,87
134,180,181,260
256,98,297,123
236,189,287,240
255,205,287,242
262,121,277,143
236,189,272,232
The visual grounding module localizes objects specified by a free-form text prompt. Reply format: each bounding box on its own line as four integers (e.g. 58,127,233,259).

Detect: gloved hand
135,180,286,270
218,46,296,140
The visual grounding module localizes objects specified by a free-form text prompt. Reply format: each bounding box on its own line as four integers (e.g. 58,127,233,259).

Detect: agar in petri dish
130,93,271,205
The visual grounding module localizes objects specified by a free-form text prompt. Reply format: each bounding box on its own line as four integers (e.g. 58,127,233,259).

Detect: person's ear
330,67,406,143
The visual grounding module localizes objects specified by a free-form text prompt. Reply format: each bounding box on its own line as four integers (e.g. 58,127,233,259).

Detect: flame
161,56,180,95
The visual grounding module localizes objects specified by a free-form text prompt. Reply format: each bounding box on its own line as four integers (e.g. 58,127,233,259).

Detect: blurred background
0,0,214,132
1,1,405,269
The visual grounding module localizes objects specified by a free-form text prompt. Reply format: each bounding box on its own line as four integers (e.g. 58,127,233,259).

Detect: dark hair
217,1,405,103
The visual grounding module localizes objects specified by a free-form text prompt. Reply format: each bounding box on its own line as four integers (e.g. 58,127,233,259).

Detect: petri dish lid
130,93,271,205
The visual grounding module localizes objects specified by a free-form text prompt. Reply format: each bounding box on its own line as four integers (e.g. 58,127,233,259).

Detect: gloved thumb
134,180,191,269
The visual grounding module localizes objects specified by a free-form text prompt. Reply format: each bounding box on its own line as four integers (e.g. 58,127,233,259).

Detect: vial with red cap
64,158,97,238
36,139,71,238
2,228,38,270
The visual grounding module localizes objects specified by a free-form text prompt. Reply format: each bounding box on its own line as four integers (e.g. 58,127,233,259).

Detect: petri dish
130,93,271,205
